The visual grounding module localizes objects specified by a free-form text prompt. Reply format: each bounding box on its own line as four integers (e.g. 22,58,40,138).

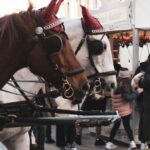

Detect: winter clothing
56,124,76,148
109,115,134,142
118,70,131,78
111,94,132,117
111,86,137,117
45,125,55,144
138,65,150,140
132,61,150,146
106,69,137,150
135,61,150,75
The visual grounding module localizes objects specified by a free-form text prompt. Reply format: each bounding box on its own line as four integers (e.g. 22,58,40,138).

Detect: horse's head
23,1,90,100
64,5,116,98
81,6,117,95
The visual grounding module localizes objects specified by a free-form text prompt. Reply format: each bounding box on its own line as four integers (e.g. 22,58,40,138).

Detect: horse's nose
81,83,90,93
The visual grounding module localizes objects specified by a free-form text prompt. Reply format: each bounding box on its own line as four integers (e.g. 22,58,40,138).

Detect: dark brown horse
0,0,89,100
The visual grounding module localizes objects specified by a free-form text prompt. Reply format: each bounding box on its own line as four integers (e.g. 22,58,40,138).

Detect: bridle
75,18,116,94
33,10,85,99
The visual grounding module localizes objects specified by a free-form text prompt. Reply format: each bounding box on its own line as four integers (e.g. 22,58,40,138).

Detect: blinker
44,35,63,55
87,37,106,55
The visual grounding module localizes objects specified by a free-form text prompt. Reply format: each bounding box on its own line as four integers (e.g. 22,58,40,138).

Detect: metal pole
132,28,139,73
0,113,120,128
132,0,139,139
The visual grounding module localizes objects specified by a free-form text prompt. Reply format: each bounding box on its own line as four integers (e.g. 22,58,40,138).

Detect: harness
75,19,116,95
0,11,87,128
34,10,87,99
0,15,119,129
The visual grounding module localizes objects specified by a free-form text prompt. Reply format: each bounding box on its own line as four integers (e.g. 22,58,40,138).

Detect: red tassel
54,0,64,14
40,0,57,24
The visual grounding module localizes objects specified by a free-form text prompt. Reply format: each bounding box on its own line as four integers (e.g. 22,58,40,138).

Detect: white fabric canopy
92,0,150,31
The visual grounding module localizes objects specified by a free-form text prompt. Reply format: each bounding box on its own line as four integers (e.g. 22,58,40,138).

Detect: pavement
45,126,129,150
0,126,138,150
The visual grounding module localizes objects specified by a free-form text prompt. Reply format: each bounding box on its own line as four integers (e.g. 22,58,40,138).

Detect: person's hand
136,88,143,94
131,72,144,88
134,77,139,84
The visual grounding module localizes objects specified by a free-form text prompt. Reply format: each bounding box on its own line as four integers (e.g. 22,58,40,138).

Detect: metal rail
0,112,120,128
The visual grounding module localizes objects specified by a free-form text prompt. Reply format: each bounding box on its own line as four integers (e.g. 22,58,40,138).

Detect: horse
0,0,90,150
0,69,45,150
53,4,117,149
0,0,89,101
55,4,117,108
0,3,117,149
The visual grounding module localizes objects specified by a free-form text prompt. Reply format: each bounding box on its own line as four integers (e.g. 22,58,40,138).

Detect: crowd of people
29,56,150,150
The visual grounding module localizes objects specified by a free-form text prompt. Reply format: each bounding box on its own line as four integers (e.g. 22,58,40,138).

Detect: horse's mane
0,2,34,49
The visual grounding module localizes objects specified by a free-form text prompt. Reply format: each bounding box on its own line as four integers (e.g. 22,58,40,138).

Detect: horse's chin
71,90,86,105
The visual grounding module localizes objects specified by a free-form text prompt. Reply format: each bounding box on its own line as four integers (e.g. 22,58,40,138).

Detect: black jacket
135,61,150,75
138,64,150,140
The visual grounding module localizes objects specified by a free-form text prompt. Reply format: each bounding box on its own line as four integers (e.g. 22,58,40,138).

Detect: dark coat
135,61,150,74
139,64,150,140
134,62,150,112
81,95,107,112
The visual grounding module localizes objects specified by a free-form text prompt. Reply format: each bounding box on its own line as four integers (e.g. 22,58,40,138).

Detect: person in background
54,96,77,150
75,78,110,146
29,87,58,150
56,123,76,150
105,68,138,150
30,89,46,150
45,125,55,144
77,94,108,146
45,84,60,145
134,54,150,75
131,54,150,150
94,96,108,146
132,54,150,149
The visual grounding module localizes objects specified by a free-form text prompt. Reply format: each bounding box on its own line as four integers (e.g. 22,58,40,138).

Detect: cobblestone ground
45,126,129,150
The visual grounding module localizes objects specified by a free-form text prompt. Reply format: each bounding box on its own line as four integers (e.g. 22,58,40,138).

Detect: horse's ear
40,0,63,32
80,5,103,31
40,0,57,23
54,0,64,14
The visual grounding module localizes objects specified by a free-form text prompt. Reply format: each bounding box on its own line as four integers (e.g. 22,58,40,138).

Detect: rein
5,77,60,98
10,76,42,109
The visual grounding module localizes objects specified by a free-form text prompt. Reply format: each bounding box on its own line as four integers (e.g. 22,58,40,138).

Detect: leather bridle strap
88,70,117,79
87,33,106,75
65,67,86,77
88,54,99,74
75,34,86,55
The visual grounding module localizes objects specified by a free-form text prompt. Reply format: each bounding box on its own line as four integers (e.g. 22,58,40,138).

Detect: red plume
40,0,57,24
81,5,103,30
54,0,64,14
